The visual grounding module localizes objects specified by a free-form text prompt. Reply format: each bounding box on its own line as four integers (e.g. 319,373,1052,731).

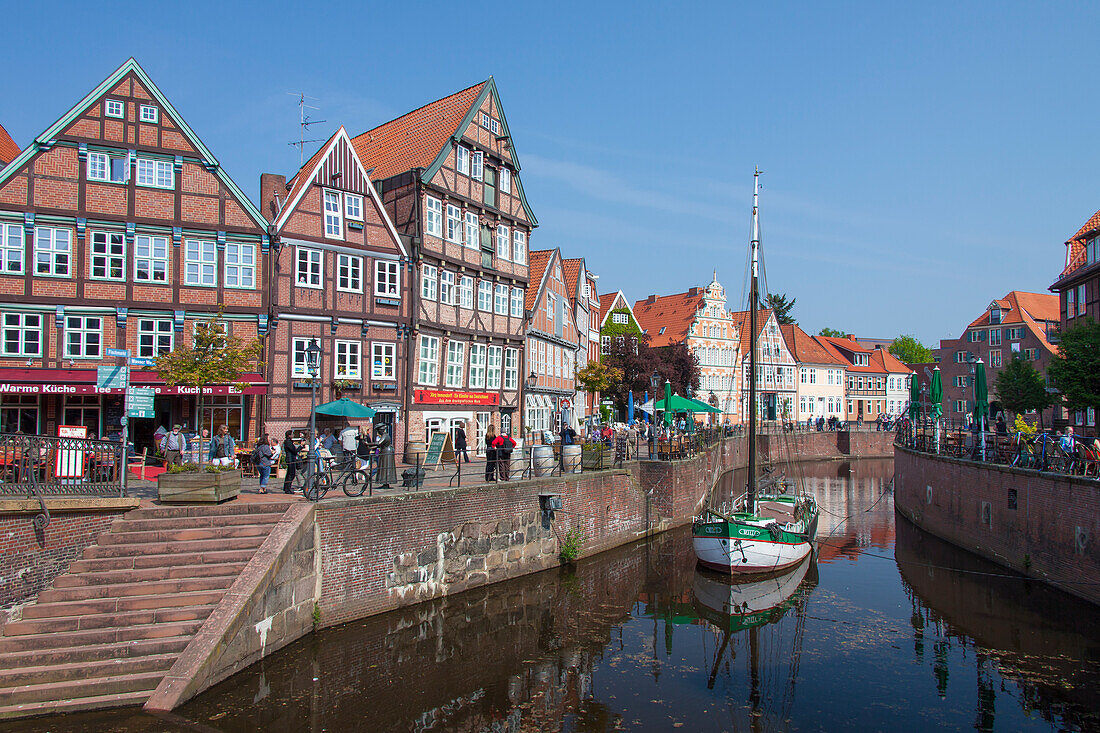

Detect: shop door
475,412,490,455
373,412,395,443
764,394,777,421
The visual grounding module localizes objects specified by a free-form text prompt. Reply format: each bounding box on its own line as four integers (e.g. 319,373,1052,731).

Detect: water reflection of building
807,458,896,563
896,516,1100,731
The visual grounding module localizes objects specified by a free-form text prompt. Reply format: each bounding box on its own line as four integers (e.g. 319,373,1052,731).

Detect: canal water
11,458,1100,732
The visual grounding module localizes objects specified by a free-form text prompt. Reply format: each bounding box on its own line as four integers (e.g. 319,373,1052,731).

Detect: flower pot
157,469,241,503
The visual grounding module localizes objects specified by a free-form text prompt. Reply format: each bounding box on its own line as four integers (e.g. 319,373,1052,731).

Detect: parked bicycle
302,455,372,501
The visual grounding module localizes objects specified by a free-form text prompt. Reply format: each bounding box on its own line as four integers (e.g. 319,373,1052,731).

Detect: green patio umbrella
313,397,376,418
908,373,921,421
972,360,989,427
686,397,722,413
929,368,943,420
664,380,673,426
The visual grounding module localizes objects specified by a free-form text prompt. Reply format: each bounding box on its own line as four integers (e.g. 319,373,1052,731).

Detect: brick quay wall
894,446,1100,606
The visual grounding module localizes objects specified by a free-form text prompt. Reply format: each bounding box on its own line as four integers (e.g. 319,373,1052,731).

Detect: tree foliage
763,293,797,325
575,360,622,395
1047,317,1100,418
600,334,700,413
818,327,847,338
888,334,933,364
994,355,1053,420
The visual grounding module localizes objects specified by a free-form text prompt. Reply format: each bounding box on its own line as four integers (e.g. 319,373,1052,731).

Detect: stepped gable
0,123,18,167
0,501,293,719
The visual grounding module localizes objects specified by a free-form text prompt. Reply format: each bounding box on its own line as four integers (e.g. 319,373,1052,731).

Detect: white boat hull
693,534,812,574
692,554,811,616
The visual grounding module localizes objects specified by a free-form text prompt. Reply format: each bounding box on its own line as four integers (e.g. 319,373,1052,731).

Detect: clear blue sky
2,1,1095,346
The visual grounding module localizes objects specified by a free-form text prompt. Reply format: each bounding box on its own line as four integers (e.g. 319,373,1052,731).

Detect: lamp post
306,338,322,485
649,371,660,457
526,370,537,442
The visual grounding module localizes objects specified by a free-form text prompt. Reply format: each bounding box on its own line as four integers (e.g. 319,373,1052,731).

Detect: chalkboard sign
423,432,454,468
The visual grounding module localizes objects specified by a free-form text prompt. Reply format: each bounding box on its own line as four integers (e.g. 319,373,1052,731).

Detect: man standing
340,424,358,459
282,430,301,494
160,424,188,466
455,422,470,463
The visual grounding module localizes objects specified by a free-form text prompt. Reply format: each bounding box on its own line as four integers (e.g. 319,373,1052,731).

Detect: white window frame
456,146,470,175
89,230,125,281
546,293,554,321
459,275,474,309
139,104,158,123
134,235,169,283
2,313,41,357
337,253,363,293
500,167,511,193
487,345,502,389
324,190,343,238
296,247,323,289
224,243,255,289
372,342,396,380
375,260,400,297
481,112,491,128
439,269,456,305
464,211,479,249
446,205,462,243
87,150,128,184
34,226,71,277
513,230,526,264
425,197,443,237
510,287,523,318
468,344,487,388
418,335,440,385
0,222,24,274
184,239,217,287
471,151,483,181
478,280,492,312
490,119,499,134
136,319,173,358
421,264,438,301
334,340,362,380
136,157,173,189
612,312,628,325
496,224,509,259
64,315,102,359
445,341,465,388
292,338,313,378
104,99,124,118
494,283,509,315
344,193,363,221
504,347,518,390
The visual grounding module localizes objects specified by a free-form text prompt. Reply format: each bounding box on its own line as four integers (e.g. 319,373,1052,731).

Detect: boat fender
766,521,782,539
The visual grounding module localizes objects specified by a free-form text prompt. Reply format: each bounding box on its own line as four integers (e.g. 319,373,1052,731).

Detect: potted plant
153,311,261,503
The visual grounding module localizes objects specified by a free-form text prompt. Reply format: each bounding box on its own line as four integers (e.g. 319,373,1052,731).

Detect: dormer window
1088,236,1100,265
990,307,1001,325
104,99,124,119
658,326,666,335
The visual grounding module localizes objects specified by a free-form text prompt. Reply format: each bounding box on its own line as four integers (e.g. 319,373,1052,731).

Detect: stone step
115,512,285,532
4,605,214,636
0,620,204,652
0,636,191,670
0,689,150,720
53,562,247,588
9,595,220,630
0,670,163,706
68,548,255,573
96,523,272,545
0,652,177,688
127,502,293,520
36,575,235,605
83,535,264,559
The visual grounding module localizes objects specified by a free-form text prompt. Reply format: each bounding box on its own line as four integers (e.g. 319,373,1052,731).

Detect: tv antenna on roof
287,92,326,166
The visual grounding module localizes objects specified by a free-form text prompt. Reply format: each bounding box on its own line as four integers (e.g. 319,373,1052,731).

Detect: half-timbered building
524,249,581,438
353,79,534,452
261,127,410,448
0,59,269,452
732,308,796,422
562,257,600,426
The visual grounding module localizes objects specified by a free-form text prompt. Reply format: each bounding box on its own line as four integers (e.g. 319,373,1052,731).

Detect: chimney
646,294,657,304
260,173,288,223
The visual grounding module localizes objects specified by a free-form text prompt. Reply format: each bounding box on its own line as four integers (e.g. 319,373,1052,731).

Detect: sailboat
692,170,819,573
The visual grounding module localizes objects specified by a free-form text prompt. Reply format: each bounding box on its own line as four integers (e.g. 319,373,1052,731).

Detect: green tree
575,360,622,396
763,293,797,325
994,355,1053,422
1047,317,1100,424
818,327,846,338
888,334,933,364
155,311,262,465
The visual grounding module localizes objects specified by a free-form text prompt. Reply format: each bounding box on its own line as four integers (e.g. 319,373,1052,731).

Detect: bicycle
303,455,372,500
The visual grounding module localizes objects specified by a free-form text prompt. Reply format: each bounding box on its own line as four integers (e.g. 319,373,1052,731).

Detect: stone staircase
0,501,293,719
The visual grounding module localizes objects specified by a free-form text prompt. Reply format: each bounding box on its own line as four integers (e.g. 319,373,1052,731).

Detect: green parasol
313,397,376,418
908,373,921,421
664,380,673,426
972,360,989,427
929,367,943,420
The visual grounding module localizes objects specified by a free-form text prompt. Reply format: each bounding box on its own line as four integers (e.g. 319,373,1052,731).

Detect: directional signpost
127,387,155,419
99,360,132,494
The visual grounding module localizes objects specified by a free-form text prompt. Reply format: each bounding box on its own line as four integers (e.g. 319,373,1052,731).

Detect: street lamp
649,371,660,456
306,339,322,485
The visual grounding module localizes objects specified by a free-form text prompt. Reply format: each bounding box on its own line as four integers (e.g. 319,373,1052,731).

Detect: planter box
157,469,241,503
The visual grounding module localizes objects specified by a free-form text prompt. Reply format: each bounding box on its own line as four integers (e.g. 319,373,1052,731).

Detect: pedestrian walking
160,424,188,465
281,430,301,494
484,424,498,481
455,422,470,463
255,435,274,494
209,424,236,467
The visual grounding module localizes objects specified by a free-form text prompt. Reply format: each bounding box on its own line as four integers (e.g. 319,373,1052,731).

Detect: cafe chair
128,448,148,479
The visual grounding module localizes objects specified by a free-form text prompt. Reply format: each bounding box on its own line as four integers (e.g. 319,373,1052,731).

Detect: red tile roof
525,249,553,311
599,293,619,321
632,290,706,347
561,257,583,308
872,347,911,374
964,291,1059,330
729,308,775,347
1061,207,1100,278
351,82,486,181
0,123,19,166
781,324,844,366
816,335,888,374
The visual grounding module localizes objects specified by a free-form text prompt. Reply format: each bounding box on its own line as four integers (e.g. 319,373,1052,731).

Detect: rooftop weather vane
287,92,325,166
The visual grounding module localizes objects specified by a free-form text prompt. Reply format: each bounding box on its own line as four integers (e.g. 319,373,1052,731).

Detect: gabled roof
633,290,707,347
0,58,267,229
599,293,619,321
525,249,554,311
729,308,776,347
1061,207,1100,278
781,324,844,366
0,123,19,166
561,257,583,309
965,291,1059,330
816,335,888,374
351,77,537,225
872,347,912,374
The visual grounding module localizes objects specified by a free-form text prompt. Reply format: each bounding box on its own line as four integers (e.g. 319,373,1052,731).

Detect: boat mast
747,169,760,514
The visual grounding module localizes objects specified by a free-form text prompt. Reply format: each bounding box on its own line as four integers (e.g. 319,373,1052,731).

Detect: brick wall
0,509,125,608
894,446,1100,605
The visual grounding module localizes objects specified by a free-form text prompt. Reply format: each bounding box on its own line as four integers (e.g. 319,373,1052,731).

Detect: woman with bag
484,425,498,482
491,430,516,480
254,435,274,494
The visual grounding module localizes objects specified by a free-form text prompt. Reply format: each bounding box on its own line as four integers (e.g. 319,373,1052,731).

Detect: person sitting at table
209,424,236,467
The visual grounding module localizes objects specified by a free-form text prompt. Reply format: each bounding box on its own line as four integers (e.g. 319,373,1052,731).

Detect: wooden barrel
404,440,427,464
562,445,582,473
532,445,555,477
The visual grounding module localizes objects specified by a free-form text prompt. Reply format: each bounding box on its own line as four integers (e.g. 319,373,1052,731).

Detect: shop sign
127,387,156,418
413,389,500,406
372,382,398,391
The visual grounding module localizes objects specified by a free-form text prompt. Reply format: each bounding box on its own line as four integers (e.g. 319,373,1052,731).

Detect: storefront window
0,395,39,434
63,395,101,437
200,396,243,441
